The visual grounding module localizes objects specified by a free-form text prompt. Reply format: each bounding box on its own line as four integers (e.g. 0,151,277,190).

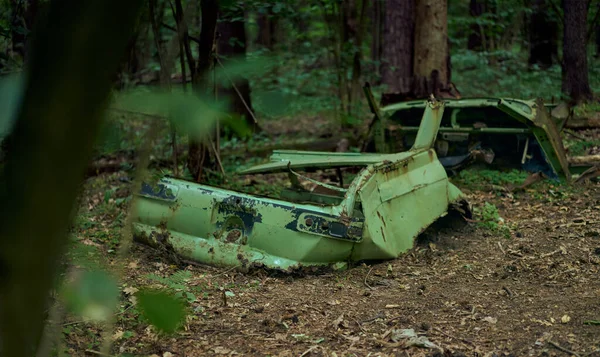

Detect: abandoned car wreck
132,98,471,272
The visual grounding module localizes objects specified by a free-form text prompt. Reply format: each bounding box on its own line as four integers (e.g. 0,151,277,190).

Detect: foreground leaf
137,289,186,333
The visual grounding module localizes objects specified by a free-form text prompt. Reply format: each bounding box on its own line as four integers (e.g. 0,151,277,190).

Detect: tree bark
256,9,277,50
562,0,593,103
528,0,558,68
217,7,258,132
187,0,219,182
467,0,484,50
381,0,415,105
413,0,450,98
9,0,39,62
370,0,384,79
596,12,600,58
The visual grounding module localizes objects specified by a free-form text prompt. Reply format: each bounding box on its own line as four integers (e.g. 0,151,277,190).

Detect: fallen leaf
482,316,497,324
123,286,138,295
163,353,174,357
332,314,344,328
390,329,441,350
213,346,230,354
561,315,571,324
112,329,124,341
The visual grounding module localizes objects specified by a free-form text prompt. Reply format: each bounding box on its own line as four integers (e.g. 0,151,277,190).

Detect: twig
433,327,475,347
502,286,513,298
364,266,374,290
361,311,385,324
583,349,600,357
497,242,506,255
354,319,367,333
62,320,89,327
300,345,319,357
85,350,114,357
549,341,580,356
161,22,201,44
565,129,587,141
215,56,259,126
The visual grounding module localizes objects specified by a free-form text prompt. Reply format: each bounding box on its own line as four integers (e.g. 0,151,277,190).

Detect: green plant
146,271,200,303
474,202,511,238
457,169,529,188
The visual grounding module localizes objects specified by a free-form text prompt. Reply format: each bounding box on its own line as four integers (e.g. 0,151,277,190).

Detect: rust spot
237,253,249,267
225,229,242,243
376,211,387,228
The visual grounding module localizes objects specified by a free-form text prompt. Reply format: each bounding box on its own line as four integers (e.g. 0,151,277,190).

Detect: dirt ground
62,168,600,357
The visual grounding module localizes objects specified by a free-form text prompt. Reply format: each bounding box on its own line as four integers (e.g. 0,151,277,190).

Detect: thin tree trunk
381,0,415,105
413,0,449,98
9,0,39,62
562,0,593,102
370,0,384,80
187,0,219,182
349,0,368,115
256,9,277,50
217,9,258,133
596,7,600,58
528,0,558,68
467,0,484,50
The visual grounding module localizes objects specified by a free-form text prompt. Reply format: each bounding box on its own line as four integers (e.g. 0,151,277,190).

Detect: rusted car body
132,98,469,272
366,95,572,180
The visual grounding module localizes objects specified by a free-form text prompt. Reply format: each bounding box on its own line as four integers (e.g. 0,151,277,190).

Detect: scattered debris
388,328,441,350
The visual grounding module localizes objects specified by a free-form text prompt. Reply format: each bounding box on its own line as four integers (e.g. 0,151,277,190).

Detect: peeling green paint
132,98,470,272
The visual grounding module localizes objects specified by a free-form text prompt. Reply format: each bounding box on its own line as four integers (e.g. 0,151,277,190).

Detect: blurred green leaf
137,289,186,333
112,90,225,140
213,55,272,88
61,270,119,322
0,74,25,138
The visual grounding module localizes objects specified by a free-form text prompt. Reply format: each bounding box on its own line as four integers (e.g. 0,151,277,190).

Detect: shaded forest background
2,0,600,183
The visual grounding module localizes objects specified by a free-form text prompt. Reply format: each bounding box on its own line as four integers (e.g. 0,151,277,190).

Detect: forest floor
61,115,600,357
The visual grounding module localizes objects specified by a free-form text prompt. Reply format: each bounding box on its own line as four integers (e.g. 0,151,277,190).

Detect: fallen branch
548,341,580,356
574,166,600,183
565,117,600,129
364,266,374,290
433,327,475,347
569,155,600,166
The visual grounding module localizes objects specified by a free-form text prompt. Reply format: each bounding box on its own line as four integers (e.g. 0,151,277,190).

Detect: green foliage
61,270,120,322
474,202,511,238
456,168,529,188
136,289,187,333
146,270,200,303
566,138,600,157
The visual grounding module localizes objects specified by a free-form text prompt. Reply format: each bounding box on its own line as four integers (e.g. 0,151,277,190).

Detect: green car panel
132,99,469,272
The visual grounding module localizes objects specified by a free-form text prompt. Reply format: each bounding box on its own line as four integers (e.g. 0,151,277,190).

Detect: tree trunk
218,8,258,132
9,0,39,62
562,0,593,102
370,0,384,80
187,0,219,182
413,0,450,98
256,10,277,50
467,0,484,50
528,0,558,68
596,13,600,58
381,0,415,105
348,0,368,112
